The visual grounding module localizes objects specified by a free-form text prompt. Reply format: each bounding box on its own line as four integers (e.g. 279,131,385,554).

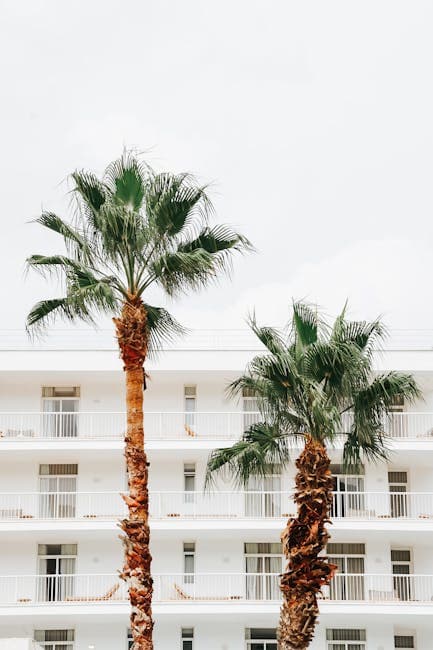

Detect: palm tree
206,302,420,650
26,152,252,650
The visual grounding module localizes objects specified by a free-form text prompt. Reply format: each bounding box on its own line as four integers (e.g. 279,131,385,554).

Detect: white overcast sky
1,0,432,332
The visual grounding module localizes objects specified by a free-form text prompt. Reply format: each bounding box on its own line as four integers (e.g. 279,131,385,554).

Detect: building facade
0,330,432,649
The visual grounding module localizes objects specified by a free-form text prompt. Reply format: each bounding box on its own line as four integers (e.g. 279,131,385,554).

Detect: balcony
0,412,254,442
0,412,433,443
1,573,432,607
1,491,433,523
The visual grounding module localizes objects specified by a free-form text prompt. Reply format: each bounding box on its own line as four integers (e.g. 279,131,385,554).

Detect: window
326,628,366,650
245,628,277,650
42,387,80,398
242,387,259,429
184,463,196,503
181,627,194,650
42,387,80,438
184,386,197,434
37,544,77,602
395,635,415,649
386,395,406,436
39,464,78,476
183,542,195,584
391,549,412,600
327,543,365,555
389,394,405,412
246,468,282,517
327,544,365,601
244,543,282,600
39,465,78,518
389,471,409,517
330,465,365,518
127,629,133,650
34,630,74,650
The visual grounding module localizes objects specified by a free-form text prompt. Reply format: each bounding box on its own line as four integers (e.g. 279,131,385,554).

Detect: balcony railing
330,491,433,520
1,573,432,605
0,411,433,441
0,492,127,520
340,412,433,440
0,491,287,521
323,573,433,603
1,491,433,521
0,412,259,441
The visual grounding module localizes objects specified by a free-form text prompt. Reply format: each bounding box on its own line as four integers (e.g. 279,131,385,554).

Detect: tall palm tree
26,152,252,650
207,302,420,650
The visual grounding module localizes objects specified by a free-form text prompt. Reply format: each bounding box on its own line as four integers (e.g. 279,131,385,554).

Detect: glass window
184,463,196,504
327,543,365,556
42,387,80,398
183,542,195,584
244,544,282,600
326,629,366,650
245,628,277,649
34,629,74,650
395,635,415,648
184,386,197,432
389,394,405,412
182,627,194,650
42,387,80,438
242,387,259,429
388,472,409,516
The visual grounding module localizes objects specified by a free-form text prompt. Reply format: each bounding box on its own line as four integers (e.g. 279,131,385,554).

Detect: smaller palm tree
207,302,420,650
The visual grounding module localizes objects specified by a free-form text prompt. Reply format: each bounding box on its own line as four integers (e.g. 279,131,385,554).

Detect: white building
0,329,432,650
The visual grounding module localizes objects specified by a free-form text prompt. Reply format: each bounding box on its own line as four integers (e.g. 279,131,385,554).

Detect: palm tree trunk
278,436,336,650
114,301,153,650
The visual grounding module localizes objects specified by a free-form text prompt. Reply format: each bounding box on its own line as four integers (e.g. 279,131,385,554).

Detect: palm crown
207,302,421,483
26,152,252,346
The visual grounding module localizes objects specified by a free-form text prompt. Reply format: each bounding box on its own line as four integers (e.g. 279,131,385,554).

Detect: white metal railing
330,491,433,520
0,491,289,521
340,412,433,440
323,574,433,603
0,492,127,520
151,491,290,520
0,412,260,441
1,411,433,441
1,491,433,522
1,573,433,605
0,573,279,605
0,574,128,605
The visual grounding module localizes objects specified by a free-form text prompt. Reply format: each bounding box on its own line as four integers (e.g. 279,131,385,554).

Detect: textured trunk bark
114,301,153,650
278,436,336,650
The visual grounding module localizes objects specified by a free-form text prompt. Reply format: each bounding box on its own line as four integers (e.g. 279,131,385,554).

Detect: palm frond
26,298,78,332
35,213,88,257
104,152,147,211
144,304,186,357
342,427,389,469
149,249,215,296
27,253,87,275
206,422,291,488
291,301,320,348
353,372,421,415
179,224,252,255
145,172,211,238
71,170,107,221
247,313,286,355
333,314,387,356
